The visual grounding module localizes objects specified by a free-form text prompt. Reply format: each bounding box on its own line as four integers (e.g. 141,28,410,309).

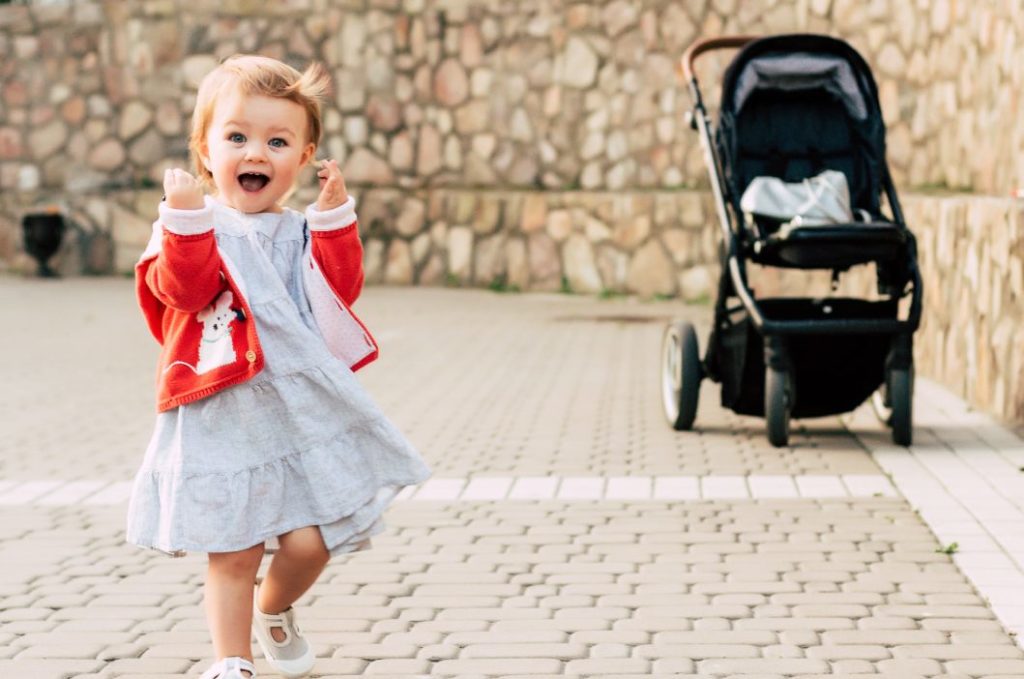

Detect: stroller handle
681,35,759,81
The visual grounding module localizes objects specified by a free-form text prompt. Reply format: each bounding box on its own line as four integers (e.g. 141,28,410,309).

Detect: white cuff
159,196,215,236
305,195,357,232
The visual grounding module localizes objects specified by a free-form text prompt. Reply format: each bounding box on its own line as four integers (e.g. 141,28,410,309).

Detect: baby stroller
661,34,922,447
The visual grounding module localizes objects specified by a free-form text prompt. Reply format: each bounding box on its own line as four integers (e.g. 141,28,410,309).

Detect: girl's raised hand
163,168,205,210
316,159,349,212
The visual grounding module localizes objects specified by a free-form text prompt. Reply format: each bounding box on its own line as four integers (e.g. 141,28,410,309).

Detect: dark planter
22,211,65,278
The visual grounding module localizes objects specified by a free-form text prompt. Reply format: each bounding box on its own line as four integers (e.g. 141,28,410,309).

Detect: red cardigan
136,198,377,412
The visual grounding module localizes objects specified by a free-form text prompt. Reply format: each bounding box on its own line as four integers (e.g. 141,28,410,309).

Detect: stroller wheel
889,367,913,446
661,320,702,430
765,367,792,447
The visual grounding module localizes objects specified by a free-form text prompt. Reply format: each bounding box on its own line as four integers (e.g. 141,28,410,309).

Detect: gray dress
127,203,431,557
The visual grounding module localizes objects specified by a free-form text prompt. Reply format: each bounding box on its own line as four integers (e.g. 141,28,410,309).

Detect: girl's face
200,90,316,214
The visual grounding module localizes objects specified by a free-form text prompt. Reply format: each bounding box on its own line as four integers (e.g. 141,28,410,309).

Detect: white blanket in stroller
741,169,868,234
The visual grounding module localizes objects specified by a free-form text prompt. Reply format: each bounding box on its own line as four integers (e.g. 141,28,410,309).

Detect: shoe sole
252,635,315,679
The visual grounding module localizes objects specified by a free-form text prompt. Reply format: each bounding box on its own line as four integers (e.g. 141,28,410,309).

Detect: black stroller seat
729,71,905,269
752,219,908,269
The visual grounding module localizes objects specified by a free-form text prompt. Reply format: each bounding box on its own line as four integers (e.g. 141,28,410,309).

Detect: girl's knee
279,527,329,565
208,542,265,578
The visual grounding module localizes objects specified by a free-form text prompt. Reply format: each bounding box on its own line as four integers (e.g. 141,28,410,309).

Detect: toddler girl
127,55,431,679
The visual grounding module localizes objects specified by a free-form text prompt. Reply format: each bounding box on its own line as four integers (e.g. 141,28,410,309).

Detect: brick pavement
2,277,1024,678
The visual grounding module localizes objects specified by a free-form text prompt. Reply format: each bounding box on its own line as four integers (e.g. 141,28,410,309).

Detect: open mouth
238,172,270,192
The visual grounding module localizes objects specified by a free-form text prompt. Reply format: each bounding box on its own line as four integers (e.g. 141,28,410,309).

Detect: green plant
599,288,625,300
445,272,461,287
935,542,959,555
488,274,520,293
560,276,573,294
911,182,976,194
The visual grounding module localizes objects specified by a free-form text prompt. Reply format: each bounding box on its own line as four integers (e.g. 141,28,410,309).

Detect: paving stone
140,642,214,658
892,643,1024,659
637,643,761,658
104,658,194,673
944,659,1024,674
822,630,948,644
459,643,587,659
564,658,652,674
697,658,831,674
14,643,109,659
876,657,944,674
0,660,105,677
363,658,433,673
432,658,563,675
805,645,891,660
415,644,459,661
332,643,418,659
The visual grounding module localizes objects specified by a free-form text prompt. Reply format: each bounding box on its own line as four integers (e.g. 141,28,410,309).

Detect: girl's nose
244,143,266,162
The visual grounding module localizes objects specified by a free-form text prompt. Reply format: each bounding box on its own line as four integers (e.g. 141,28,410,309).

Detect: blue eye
228,132,245,143
269,138,287,148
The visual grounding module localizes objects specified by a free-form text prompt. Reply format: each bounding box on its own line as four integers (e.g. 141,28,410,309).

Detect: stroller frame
663,34,923,446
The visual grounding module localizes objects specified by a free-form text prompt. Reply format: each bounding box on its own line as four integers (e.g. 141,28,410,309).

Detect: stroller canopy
716,34,887,218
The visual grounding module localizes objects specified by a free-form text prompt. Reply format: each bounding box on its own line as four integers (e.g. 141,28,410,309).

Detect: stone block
505,237,529,290
546,209,572,242
473,232,506,285
447,225,473,281
394,198,426,237
562,234,601,293
181,54,217,89
28,120,67,160
128,128,163,166
556,37,598,89
363,238,385,284
344,148,394,185
88,138,126,172
384,239,413,285
527,232,561,290
416,124,441,177
626,240,674,297
118,100,153,140
434,59,468,107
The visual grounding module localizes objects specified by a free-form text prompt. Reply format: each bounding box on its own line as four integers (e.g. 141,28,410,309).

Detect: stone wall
904,195,1024,423
3,0,1024,422
0,0,1020,205
1,183,723,295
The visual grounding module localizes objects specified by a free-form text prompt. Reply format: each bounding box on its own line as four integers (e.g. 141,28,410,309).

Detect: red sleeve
145,229,224,313
310,222,365,306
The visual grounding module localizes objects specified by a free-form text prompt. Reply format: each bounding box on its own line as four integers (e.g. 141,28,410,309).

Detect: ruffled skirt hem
125,480,411,558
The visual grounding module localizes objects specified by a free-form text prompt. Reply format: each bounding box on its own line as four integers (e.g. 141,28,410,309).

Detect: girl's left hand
316,159,348,212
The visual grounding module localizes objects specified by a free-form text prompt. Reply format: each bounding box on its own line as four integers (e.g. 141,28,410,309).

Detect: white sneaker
199,657,256,679
252,589,315,679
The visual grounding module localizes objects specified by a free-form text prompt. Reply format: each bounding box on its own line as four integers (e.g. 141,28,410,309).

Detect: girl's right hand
164,168,205,210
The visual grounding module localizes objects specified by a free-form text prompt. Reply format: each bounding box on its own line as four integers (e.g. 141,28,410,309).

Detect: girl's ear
199,141,212,173
300,142,315,167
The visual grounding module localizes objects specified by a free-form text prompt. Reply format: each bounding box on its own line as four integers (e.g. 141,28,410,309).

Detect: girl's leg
257,527,331,642
206,542,265,665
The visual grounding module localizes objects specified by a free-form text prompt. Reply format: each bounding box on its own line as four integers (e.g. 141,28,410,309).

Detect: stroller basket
717,298,896,418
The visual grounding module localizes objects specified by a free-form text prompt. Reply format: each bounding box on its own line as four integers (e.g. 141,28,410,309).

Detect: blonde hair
188,54,330,184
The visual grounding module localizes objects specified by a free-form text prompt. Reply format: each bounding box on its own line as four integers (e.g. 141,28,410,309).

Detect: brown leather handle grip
681,35,759,81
